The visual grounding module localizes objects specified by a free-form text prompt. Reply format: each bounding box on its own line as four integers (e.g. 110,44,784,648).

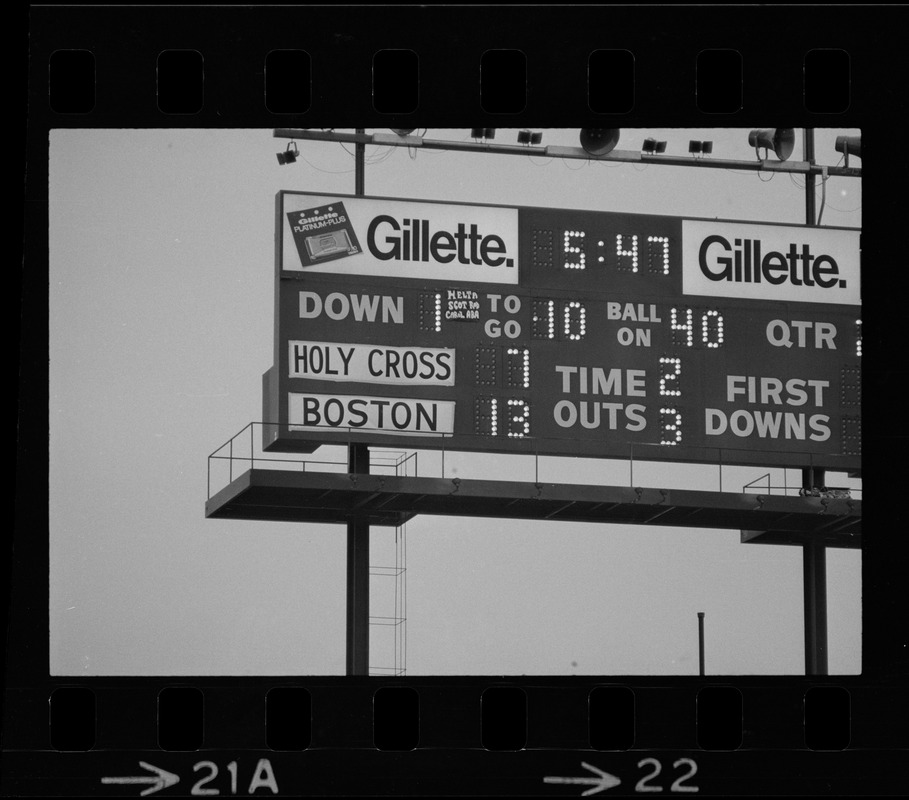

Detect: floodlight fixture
471,128,496,140
747,128,795,162
276,141,299,165
689,140,702,154
580,128,621,156
688,140,713,156
834,135,861,167
517,129,542,145
642,138,667,154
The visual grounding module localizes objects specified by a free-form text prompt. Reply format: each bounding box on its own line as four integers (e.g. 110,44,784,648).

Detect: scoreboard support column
802,466,828,676
346,132,370,677
801,134,829,677
346,442,370,676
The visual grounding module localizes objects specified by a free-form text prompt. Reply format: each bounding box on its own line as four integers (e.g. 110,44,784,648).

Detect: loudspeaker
835,135,861,158
747,128,795,161
579,128,621,156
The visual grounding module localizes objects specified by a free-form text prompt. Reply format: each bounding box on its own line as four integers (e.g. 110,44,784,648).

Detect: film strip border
4,682,906,795
26,683,864,751
30,6,869,126
15,3,908,797
47,44,853,121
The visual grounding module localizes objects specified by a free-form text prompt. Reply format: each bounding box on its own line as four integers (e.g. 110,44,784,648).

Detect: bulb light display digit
564,301,587,341
702,309,724,348
531,299,555,339
660,408,683,445
659,357,682,397
506,347,531,389
507,399,531,438
671,307,694,347
563,230,586,270
648,236,671,275
616,234,640,272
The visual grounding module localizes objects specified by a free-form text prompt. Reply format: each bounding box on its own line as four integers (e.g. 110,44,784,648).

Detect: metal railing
741,472,862,499
207,422,862,500
207,422,420,499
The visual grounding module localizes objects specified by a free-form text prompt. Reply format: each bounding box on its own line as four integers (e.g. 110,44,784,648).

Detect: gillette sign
682,220,860,305
280,192,519,285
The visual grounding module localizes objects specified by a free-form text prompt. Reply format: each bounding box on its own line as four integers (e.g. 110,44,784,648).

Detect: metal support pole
355,128,365,196
803,536,828,675
804,129,816,225
346,442,370,676
345,129,370,676
802,466,828,675
697,612,706,676
800,136,829,676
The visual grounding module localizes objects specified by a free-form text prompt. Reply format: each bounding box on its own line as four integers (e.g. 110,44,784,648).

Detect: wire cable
298,155,355,175
817,166,829,224
820,197,862,214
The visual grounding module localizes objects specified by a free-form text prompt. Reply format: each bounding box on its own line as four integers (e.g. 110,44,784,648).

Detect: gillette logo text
366,215,515,269
682,219,859,305
698,235,845,288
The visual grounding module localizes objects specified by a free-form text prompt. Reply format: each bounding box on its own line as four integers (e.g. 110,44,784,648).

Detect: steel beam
207,470,861,542
272,128,862,179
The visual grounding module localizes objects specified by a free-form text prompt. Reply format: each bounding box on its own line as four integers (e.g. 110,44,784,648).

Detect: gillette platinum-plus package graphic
287,202,362,266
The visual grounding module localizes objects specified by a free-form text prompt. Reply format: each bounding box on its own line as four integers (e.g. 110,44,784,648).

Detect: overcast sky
49,128,861,676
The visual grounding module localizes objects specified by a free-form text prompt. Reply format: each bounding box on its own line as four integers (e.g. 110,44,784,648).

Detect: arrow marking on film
101,762,180,796
544,762,622,796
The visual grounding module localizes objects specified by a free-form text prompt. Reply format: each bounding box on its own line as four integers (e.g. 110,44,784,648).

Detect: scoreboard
263,191,861,472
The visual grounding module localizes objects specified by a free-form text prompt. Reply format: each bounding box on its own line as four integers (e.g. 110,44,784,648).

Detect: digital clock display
265,192,861,471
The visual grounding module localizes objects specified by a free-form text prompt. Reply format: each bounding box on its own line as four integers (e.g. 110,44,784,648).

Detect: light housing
642,138,667,154
471,128,496,140
276,142,299,165
517,129,542,145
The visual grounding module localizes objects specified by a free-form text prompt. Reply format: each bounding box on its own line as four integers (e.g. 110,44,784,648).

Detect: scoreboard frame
263,191,861,474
